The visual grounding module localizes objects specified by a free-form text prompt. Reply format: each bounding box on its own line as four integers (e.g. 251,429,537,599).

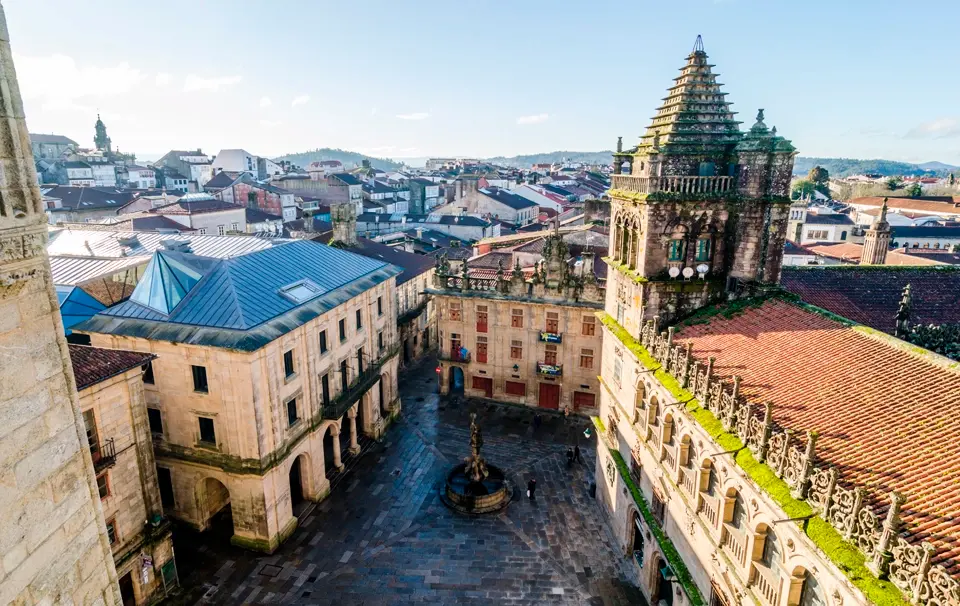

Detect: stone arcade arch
197,477,233,540
322,422,341,479
288,452,312,517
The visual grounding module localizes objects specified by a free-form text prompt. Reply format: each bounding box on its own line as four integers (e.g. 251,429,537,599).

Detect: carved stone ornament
606,458,616,487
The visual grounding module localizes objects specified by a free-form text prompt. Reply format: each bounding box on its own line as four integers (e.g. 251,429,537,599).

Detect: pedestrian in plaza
574,444,582,463
566,447,575,469
533,413,542,432
527,478,537,500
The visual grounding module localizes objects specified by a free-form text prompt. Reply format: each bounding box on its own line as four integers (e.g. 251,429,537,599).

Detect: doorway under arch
289,453,309,516
379,375,389,416
199,477,233,542
323,425,337,479
448,366,464,395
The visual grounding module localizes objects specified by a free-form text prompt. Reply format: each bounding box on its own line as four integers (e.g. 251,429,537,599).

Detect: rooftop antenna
692,35,705,54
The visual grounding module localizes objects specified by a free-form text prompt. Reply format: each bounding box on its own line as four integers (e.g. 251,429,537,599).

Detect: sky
6,0,960,164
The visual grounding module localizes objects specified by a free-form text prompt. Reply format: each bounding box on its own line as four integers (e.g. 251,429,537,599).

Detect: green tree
906,182,923,197
808,166,830,186
950,173,956,186
885,177,904,191
791,179,816,200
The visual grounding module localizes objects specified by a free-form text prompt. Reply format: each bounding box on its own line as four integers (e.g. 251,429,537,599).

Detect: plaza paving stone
171,357,645,605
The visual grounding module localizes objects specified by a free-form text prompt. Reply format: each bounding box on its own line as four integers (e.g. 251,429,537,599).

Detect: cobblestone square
173,358,644,605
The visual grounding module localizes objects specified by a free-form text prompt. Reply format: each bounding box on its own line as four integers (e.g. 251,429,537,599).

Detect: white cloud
370,107,378,116
155,72,172,87
516,113,549,125
183,74,242,92
396,112,430,121
291,94,310,107
260,96,272,108
905,118,960,139
14,53,146,106
260,119,282,127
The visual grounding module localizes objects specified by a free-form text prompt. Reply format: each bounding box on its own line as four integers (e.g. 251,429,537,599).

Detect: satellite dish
682,267,694,279
668,266,681,278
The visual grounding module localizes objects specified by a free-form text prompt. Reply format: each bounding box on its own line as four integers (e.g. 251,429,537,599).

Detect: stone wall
78,367,174,604
0,5,121,602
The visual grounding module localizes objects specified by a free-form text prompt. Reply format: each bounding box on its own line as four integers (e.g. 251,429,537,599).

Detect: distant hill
793,157,958,178
272,148,403,171
485,151,614,168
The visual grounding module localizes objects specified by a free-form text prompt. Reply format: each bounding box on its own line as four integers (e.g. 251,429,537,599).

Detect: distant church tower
94,113,111,152
861,198,891,265
0,6,121,603
607,36,797,328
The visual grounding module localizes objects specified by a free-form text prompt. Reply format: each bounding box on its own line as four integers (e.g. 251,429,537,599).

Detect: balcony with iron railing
439,348,471,363
537,362,562,377
322,345,398,421
91,437,116,472
611,174,734,197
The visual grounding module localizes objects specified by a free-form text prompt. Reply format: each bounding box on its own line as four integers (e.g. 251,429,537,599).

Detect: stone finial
880,197,889,223
756,109,765,123
895,283,912,338
652,130,661,151
616,136,623,153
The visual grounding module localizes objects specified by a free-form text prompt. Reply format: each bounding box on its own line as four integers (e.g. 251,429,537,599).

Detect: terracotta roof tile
675,299,960,573
69,344,155,390
781,267,960,334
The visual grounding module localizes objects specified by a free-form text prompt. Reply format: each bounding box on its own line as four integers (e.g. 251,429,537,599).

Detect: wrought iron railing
439,349,470,363
92,438,116,472
322,346,398,420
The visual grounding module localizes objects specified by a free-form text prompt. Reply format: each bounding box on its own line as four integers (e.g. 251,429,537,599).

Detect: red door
538,383,560,409
472,376,493,398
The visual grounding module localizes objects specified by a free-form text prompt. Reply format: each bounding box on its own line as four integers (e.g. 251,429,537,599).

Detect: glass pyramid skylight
130,251,205,315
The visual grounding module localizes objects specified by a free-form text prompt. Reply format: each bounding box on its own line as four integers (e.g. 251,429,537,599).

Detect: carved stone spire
862,197,892,265
0,5,122,602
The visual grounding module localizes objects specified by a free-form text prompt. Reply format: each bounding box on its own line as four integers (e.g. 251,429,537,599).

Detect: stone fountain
441,413,511,514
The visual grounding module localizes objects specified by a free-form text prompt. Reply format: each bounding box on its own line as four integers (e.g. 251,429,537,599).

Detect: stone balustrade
752,563,783,606
627,315,960,606
722,524,748,566
611,174,734,196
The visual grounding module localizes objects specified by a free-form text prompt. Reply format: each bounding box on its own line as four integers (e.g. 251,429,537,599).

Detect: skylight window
279,279,325,304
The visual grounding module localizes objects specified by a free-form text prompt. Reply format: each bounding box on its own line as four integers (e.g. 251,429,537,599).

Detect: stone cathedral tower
0,5,121,604
606,36,797,331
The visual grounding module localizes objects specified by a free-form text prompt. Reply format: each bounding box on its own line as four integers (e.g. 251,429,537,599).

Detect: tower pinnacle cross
693,34,704,54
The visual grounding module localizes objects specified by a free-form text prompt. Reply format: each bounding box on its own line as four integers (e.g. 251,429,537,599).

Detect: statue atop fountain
464,413,489,483
441,412,511,514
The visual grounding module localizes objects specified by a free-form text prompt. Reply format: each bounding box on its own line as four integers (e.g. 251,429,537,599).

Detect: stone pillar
347,408,360,454
0,5,121,603
332,427,343,470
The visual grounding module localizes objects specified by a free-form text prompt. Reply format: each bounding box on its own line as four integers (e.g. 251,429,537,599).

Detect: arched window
762,529,781,568
731,492,747,529
705,463,718,496
695,237,712,262
799,571,826,606
668,239,686,262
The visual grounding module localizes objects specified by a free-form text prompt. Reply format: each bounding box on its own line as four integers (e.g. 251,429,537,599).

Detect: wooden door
538,382,560,409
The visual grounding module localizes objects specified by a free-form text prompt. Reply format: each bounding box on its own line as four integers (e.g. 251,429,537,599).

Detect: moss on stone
596,311,912,606
602,256,649,283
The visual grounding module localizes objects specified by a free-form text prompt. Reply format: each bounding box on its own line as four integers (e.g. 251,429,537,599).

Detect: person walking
533,413,542,432
574,444,582,463
527,478,537,500
566,448,575,469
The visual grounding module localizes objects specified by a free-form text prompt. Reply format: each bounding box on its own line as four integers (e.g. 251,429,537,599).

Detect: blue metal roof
76,240,401,350
56,285,106,335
